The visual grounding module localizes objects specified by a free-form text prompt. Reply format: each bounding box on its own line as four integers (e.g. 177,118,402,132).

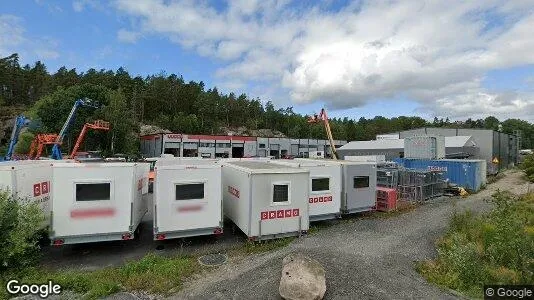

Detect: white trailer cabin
0,160,53,229
295,159,377,214
222,161,309,241
269,159,342,221
49,162,149,246
153,158,223,240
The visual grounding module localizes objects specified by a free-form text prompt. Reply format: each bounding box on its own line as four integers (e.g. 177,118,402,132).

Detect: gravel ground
168,170,530,300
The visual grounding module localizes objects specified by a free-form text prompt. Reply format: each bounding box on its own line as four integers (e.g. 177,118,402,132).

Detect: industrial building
337,127,518,172
140,134,347,159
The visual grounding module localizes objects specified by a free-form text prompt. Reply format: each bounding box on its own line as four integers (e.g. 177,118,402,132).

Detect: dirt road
169,170,529,300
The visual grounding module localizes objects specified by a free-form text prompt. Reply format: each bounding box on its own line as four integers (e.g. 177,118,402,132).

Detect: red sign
228,186,240,198
177,205,203,212
41,182,49,194
167,134,182,139
71,208,115,219
308,195,332,204
33,184,41,197
260,208,300,220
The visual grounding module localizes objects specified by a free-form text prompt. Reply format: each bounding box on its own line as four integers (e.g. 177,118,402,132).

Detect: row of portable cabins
0,158,376,244
154,158,376,241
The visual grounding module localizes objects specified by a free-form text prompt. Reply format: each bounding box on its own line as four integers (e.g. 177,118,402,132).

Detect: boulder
279,253,326,300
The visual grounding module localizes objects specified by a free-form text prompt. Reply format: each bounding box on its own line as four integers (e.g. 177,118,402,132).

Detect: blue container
392,158,487,192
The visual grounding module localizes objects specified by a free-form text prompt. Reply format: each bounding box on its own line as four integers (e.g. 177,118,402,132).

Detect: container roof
339,136,475,151
227,161,308,174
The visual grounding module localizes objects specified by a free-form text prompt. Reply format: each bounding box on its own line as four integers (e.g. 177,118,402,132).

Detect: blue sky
1,0,533,121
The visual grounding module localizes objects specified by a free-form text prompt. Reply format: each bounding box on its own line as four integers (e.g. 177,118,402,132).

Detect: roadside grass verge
1,253,197,299
417,191,534,298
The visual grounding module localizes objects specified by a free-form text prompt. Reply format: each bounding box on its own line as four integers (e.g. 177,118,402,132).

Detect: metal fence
396,168,445,202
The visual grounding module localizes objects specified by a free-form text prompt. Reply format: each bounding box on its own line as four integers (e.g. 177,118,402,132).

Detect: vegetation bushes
418,191,534,297
520,154,534,182
0,189,45,274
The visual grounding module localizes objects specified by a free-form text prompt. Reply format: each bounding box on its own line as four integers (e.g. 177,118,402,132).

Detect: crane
4,115,31,161
307,108,338,160
51,98,101,160
28,134,61,160
69,120,110,159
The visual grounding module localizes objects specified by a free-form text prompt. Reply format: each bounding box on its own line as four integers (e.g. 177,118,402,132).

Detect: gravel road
169,170,529,300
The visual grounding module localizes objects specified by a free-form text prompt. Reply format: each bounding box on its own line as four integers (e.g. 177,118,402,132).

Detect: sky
1,0,533,121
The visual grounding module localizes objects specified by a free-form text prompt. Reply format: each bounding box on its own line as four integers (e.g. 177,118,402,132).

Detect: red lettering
313,197,318,203
269,211,276,219
292,209,299,217
33,184,41,197
309,198,313,203
277,210,285,218
285,209,292,217
261,212,268,220
41,182,49,194
319,197,324,202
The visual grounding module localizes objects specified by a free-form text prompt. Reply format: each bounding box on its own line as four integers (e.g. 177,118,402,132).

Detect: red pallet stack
376,187,397,212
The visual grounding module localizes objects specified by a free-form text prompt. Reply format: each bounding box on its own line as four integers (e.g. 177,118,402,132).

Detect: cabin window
312,178,330,192
175,183,204,200
353,176,370,189
272,184,289,203
76,183,110,201
259,143,266,148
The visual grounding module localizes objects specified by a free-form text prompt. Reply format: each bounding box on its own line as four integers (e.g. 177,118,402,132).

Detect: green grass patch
417,191,534,298
1,253,198,299
242,237,295,254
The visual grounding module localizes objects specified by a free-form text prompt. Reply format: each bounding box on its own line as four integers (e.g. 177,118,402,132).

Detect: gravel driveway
169,170,529,300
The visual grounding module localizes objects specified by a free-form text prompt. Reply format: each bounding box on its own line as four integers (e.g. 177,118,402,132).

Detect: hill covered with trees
1,53,532,157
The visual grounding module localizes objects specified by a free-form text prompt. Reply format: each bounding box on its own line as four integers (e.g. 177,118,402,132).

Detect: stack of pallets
375,187,397,212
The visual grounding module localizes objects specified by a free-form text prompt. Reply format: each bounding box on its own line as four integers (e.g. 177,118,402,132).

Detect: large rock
279,253,326,300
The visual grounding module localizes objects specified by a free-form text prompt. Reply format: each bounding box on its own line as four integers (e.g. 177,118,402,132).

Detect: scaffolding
396,169,445,202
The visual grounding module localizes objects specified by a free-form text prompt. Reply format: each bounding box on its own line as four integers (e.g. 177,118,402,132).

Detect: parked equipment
153,158,223,240
51,98,101,160
69,120,110,159
0,160,52,228
28,134,61,159
4,115,31,161
49,162,149,246
269,159,342,221
222,160,310,241
308,108,338,159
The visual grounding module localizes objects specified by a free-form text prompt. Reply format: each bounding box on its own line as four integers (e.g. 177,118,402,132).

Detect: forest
1,53,533,157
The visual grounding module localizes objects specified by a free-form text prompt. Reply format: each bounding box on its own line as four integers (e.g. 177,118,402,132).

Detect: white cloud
114,0,534,118
72,1,84,12
117,29,141,43
0,15,25,56
34,49,60,60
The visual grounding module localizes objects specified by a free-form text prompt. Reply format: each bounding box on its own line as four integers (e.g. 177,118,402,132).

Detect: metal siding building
399,128,518,171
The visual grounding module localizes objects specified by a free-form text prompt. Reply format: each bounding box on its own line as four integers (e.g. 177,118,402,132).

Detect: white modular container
295,159,377,214
49,162,149,245
344,155,386,163
222,161,309,241
0,160,53,229
269,159,342,221
153,158,223,240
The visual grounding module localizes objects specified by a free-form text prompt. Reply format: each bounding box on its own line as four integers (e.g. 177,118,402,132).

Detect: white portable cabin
49,162,149,245
0,160,53,229
269,159,342,221
295,159,377,214
153,158,223,240
344,155,386,163
222,161,310,241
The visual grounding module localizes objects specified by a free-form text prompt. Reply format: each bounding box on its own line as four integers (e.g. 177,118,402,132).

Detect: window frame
271,181,291,206
174,181,206,201
73,180,113,202
353,176,370,189
310,176,331,194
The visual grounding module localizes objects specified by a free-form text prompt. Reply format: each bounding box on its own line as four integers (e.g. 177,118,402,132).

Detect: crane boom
4,115,31,161
51,98,100,160
308,108,338,160
69,120,110,159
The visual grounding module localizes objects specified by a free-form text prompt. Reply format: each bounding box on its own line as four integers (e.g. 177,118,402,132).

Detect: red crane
28,134,62,159
307,108,338,160
69,120,110,159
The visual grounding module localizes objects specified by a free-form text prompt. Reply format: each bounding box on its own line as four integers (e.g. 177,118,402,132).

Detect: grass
417,191,534,298
1,253,197,299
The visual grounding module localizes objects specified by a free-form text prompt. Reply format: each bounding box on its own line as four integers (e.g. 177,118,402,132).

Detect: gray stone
279,253,326,300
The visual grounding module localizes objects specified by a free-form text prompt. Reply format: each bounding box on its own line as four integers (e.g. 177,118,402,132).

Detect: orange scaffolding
69,120,110,159
28,134,61,159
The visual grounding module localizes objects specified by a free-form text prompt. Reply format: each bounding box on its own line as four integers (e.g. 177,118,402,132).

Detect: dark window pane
312,178,329,191
176,183,204,200
273,184,289,203
353,176,369,188
76,183,110,201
